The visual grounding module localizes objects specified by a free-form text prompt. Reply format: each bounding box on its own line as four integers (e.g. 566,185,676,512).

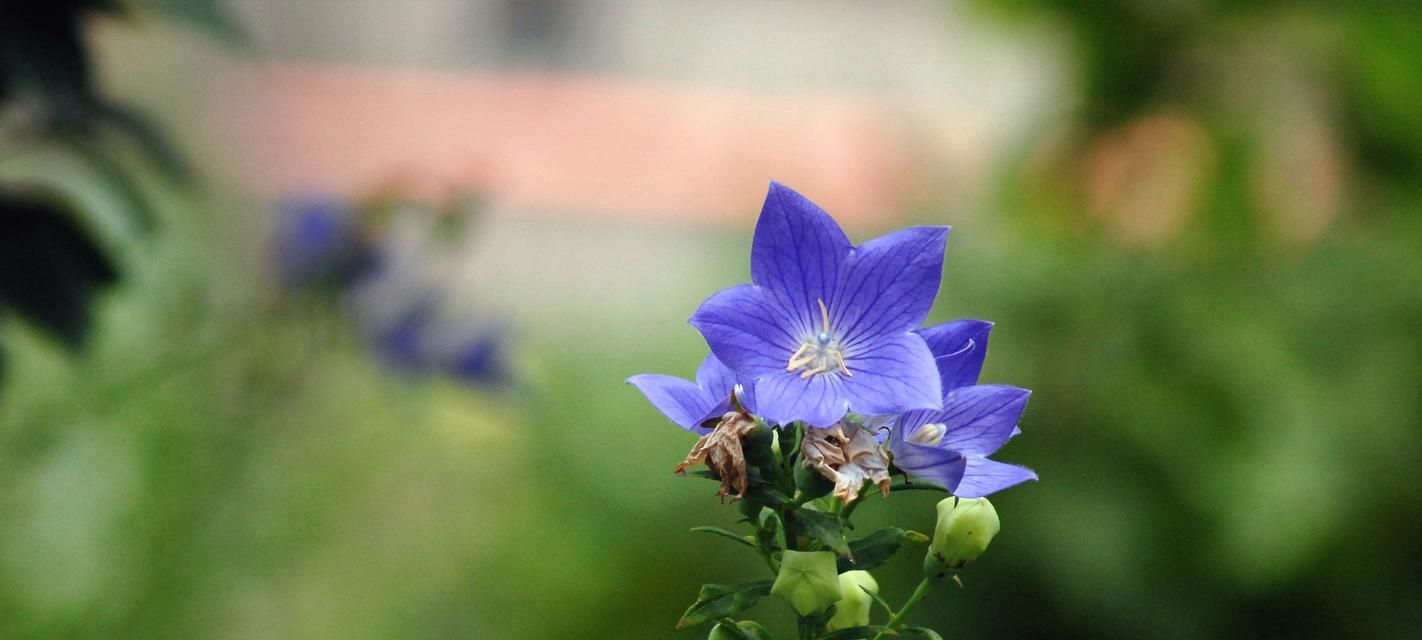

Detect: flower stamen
785,299,853,378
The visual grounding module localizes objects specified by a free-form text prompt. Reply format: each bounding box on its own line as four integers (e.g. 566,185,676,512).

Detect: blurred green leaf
139,0,247,44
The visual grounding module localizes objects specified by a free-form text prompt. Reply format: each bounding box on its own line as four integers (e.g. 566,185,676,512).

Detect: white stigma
786,299,852,379
907,422,947,447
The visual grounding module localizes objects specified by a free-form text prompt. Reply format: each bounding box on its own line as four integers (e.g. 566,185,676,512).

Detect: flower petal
834,226,949,345
627,373,717,433
953,458,1037,498
750,182,853,335
693,351,750,416
887,440,966,491
840,333,942,417
690,284,799,377
694,352,737,400
916,319,992,393
935,385,1030,456
753,371,849,428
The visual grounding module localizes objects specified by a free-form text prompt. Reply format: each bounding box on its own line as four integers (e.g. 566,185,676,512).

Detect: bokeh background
3,1,1421,638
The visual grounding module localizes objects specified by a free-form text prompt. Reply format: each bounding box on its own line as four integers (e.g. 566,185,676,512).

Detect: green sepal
784,507,849,556
837,528,928,572
677,580,775,629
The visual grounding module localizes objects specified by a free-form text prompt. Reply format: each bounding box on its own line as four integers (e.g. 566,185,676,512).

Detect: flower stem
870,577,937,640
797,617,818,640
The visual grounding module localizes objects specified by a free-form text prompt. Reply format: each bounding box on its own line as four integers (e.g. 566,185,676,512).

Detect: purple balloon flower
886,384,1037,498
690,182,947,427
628,353,756,434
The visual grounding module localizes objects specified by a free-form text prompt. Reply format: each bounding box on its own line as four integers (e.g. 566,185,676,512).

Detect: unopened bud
771,550,841,616
826,570,878,631
926,497,1000,574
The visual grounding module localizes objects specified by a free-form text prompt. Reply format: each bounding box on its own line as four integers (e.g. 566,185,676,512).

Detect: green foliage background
2,2,1420,638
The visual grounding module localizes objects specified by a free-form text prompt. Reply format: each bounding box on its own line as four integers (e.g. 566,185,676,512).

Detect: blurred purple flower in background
690,182,947,427
272,196,374,289
271,194,509,387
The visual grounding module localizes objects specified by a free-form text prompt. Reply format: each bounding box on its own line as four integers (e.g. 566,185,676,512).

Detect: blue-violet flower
690,182,948,428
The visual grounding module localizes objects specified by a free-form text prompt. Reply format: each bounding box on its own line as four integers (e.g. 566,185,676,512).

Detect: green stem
781,507,801,551
797,617,818,640
870,577,937,640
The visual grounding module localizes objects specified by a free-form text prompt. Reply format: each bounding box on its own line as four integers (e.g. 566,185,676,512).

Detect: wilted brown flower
674,411,758,501
801,423,891,504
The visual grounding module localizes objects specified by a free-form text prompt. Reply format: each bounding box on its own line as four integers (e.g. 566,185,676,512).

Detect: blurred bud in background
271,191,510,388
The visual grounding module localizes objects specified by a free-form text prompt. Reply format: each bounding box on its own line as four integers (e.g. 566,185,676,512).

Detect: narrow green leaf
691,526,757,549
785,507,849,555
676,580,774,629
864,587,896,618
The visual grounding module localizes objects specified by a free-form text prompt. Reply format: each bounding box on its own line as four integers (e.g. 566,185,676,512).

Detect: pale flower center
786,299,852,379
907,422,947,447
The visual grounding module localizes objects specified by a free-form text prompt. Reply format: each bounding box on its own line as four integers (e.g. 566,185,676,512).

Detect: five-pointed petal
690,182,947,427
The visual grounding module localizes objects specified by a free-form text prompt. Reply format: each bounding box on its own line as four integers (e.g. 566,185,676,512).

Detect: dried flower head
674,411,759,500
801,422,891,504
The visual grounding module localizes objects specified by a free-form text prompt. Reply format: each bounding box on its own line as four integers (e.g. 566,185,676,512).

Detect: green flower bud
826,570,879,631
926,497,1000,573
771,550,842,616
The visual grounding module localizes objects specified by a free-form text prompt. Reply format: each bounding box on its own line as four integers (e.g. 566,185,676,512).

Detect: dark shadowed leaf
676,580,774,629
837,527,930,572
0,194,117,347
785,507,849,555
